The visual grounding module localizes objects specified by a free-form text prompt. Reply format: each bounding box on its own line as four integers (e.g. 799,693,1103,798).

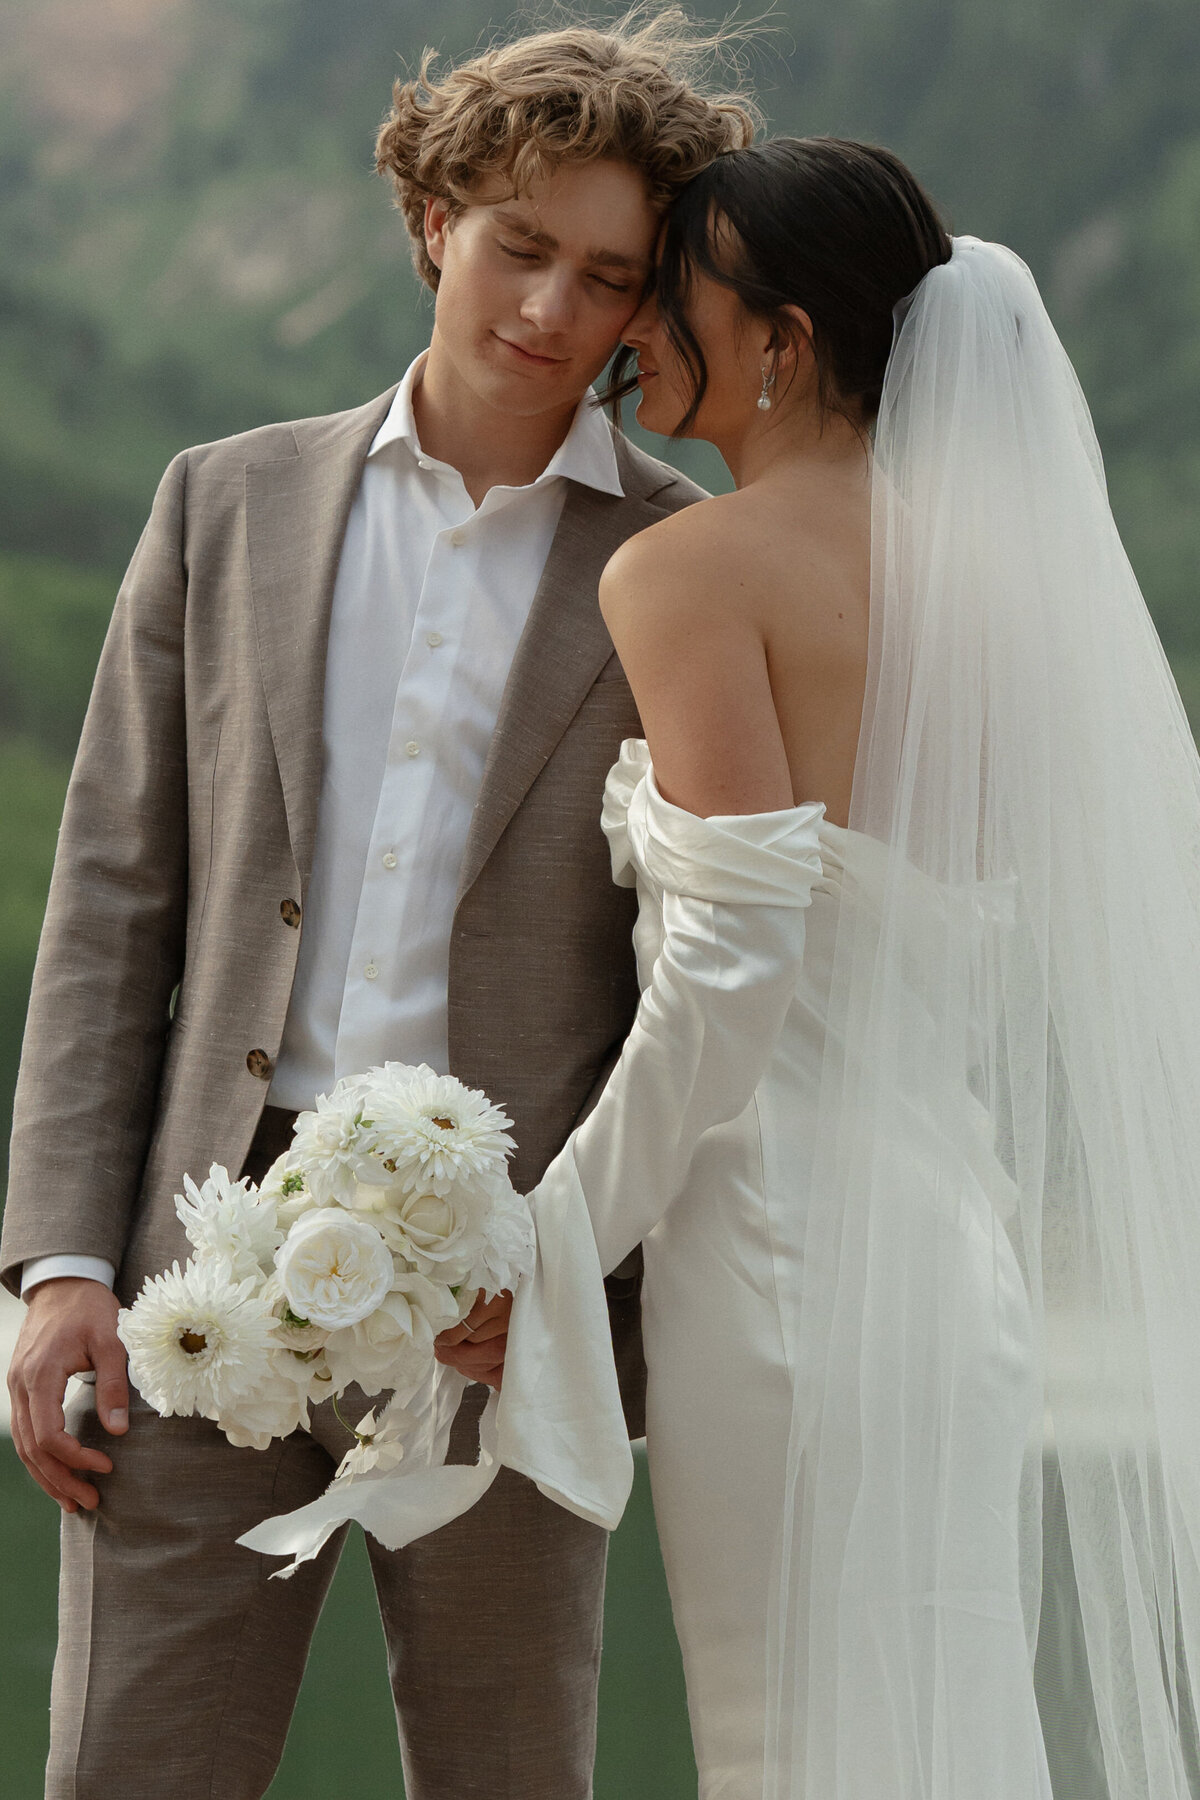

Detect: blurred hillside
1,0,1199,1155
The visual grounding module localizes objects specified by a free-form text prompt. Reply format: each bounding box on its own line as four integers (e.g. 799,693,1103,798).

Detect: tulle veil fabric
766,237,1200,1797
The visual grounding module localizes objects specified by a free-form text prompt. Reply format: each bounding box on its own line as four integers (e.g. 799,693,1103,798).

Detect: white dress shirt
22,354,624,1296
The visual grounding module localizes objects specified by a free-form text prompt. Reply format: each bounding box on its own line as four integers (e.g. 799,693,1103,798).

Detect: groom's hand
8,1277,129,1513
434,1290,513,1390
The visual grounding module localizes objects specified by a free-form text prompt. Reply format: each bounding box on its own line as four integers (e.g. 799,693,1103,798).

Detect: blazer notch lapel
245,391,395,882
456,481,659,905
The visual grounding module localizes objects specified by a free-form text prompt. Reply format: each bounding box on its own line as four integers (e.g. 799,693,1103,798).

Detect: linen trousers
44,1108,610,1800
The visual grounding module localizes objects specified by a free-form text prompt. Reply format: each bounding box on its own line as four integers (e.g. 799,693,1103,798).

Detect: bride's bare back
600,450,871,828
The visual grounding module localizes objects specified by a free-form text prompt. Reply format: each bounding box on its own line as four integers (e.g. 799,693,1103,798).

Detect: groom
2,22,749,1799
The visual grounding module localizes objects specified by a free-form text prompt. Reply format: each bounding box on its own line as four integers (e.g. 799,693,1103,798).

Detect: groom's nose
519,267,575,334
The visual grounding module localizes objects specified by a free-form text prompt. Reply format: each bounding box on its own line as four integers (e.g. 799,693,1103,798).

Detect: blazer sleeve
1,452,191,1294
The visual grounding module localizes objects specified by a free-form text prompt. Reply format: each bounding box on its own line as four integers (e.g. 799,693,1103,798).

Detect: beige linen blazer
1,387,705,1305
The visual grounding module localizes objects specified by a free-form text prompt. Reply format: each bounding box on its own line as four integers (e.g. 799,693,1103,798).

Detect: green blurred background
1,0,1198,1791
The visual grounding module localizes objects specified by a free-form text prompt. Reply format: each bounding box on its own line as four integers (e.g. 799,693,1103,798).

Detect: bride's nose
621,290,658,347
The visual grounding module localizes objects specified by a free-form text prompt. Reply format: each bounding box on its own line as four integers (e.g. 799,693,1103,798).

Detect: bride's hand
434,1289,513,1390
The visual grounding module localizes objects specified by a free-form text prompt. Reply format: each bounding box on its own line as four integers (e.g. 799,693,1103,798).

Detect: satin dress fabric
598,742,1040,1799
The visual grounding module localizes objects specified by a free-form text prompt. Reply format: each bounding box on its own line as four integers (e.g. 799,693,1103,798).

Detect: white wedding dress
583,738,1050,1799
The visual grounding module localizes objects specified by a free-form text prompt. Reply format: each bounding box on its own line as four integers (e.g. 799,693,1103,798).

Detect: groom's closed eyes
492,203,651,295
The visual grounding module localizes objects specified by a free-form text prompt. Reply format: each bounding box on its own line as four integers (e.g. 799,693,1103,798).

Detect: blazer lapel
245,388,397,883
455,476,662,905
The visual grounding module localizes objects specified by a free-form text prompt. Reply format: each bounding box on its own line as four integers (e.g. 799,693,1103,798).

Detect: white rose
259,1272,329,1355
323,1273,463,1393
352,1179,488,1280
219,1351,315,1451
257,1153,319,1232
275,1208,394,1330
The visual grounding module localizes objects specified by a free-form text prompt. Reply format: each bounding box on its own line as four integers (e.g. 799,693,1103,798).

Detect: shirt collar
368,350,625,499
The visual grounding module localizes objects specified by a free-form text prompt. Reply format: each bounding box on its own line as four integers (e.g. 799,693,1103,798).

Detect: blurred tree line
1,0,1198,1177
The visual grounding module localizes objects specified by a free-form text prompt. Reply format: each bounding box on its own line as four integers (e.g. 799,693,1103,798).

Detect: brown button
280,898,302,928
246,1049,273,1080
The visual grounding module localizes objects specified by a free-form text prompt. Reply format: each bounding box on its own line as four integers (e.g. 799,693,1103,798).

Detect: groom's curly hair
375,6,757,291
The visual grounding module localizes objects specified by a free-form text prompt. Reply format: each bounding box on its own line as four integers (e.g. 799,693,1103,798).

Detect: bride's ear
773,305,815,375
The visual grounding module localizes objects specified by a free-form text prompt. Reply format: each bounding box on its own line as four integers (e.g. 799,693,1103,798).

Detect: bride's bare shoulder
597,495,797,816
599,491,754,629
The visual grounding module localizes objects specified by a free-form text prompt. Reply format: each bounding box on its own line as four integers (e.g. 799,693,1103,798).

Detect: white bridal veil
766,235,1200,1798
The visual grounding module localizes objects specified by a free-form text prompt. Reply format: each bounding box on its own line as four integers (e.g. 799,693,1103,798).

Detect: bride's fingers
434,1334,507,1378
436,1289,513,1348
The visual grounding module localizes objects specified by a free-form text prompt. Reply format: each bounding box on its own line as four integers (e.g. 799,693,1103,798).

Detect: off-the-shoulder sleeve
570,756,825,1269
494,751,825,1528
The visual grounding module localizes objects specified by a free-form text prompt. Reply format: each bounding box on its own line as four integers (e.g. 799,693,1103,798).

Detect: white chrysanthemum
275,1207,395,1330
118,1257,277,1422
322,1272,461,1393
174,1163,281,1282
465,1180,537,1297
289,1082,372,1207
350,1177,490,1282
361,1064,515,1198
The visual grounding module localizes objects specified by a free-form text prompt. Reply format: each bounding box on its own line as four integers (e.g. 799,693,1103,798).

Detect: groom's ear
423,195,454,276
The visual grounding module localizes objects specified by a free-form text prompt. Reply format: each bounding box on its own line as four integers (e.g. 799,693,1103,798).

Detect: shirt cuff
20,1254,118,1298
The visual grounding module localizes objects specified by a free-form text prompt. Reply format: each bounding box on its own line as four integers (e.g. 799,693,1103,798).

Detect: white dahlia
288,1081,372,1207
361,1064,515,1198
118,1257,277,1422
464,1180,537,1297
174,1163,281,1282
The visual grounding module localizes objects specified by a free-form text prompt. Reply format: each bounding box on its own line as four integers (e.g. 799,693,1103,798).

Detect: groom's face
423,158,658,419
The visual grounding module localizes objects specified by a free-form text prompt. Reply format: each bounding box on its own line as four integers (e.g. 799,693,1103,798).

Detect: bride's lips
636,365,658,384
494,334,566,368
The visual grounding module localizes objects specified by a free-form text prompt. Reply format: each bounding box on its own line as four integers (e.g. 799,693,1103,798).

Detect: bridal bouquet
117,1064,535,1470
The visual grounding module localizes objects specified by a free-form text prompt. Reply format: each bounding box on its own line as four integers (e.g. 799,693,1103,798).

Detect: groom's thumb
93,1336,130,1435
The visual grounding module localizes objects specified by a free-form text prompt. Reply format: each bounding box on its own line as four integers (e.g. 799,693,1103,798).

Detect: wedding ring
459,1320,479,1336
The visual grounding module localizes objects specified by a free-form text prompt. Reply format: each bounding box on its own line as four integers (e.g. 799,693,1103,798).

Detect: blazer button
246,1048,273,1080
280,898,302,928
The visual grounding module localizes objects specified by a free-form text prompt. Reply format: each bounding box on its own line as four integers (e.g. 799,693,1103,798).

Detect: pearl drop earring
757,365,776,412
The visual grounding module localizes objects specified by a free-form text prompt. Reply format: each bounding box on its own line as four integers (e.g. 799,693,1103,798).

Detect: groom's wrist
20,1254,117,1300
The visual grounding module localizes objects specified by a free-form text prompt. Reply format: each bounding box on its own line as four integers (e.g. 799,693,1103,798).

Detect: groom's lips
495,333,567,368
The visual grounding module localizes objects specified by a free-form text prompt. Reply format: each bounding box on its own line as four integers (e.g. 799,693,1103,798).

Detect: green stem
331,1391,372,1443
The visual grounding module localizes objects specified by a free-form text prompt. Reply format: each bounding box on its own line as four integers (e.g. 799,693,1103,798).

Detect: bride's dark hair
609,137,951,434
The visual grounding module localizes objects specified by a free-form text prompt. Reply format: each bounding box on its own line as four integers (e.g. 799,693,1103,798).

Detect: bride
254,137,1200,1797
512,137,1200,1797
